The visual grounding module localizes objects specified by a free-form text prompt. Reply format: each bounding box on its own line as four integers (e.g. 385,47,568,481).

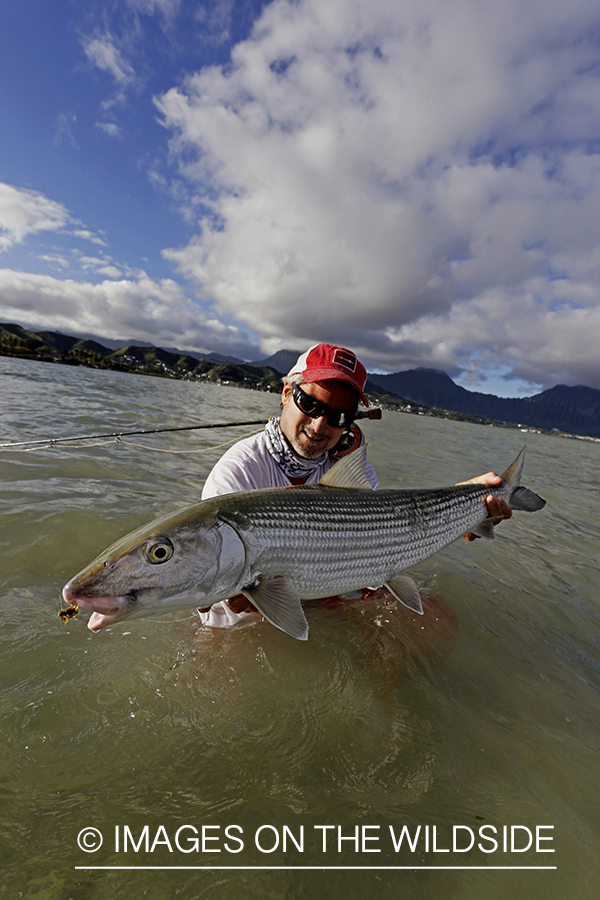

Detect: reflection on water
1,356,599,899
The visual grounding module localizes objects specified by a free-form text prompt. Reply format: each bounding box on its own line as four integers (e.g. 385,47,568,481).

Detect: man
199,342,510,627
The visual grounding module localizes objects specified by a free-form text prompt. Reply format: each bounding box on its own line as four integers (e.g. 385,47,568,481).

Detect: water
1,356,599,899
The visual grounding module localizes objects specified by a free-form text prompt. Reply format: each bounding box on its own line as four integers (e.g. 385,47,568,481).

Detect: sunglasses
292,383,357,428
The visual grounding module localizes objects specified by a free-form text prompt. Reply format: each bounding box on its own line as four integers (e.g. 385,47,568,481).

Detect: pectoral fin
385,574,424,615
468,518,496,540
241,576,309,640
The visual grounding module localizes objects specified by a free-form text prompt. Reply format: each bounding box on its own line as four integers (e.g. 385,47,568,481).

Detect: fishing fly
58,603,79,625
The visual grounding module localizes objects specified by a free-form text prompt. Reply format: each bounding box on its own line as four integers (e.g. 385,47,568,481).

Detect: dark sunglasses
292,383,356,428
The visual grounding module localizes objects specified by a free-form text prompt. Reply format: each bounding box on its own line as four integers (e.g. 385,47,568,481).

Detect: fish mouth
61,588,134,632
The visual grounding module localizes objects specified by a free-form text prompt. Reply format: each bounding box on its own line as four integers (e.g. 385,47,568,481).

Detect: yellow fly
58,603,79,625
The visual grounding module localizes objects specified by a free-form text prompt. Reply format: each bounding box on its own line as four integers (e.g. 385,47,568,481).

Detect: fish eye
144,537,174,565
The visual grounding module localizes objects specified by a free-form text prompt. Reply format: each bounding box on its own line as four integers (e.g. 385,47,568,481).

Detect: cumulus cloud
385,279,600,390
154,0,600,389
0,183,72,252
0,268,256,358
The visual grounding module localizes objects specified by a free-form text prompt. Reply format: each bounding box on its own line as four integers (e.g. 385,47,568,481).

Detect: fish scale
219,482,507,599
62,445,545,639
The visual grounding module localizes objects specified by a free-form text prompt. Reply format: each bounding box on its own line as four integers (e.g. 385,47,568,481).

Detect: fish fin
498,447,546,511
500,446,526,486
241,576,309,641
319,443,373,490
509,485,546,512
385,575,424,615
469,518,496,540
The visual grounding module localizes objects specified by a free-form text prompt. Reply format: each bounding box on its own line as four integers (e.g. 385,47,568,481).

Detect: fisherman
198,343,512,628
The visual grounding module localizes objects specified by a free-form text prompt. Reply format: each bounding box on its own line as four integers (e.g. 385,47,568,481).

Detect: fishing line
115,428,265,454
19,428,266,455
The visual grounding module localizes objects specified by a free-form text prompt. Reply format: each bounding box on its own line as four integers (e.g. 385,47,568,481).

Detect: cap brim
301,366,368,406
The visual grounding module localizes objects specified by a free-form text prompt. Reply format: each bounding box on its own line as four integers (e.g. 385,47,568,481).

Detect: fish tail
498,446,546,511
509,485,546,512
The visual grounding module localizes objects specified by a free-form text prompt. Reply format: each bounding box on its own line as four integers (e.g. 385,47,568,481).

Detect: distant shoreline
2,349,598,446
3,321,600,440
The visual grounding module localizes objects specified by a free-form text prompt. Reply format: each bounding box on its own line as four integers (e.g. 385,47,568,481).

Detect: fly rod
0,408,382,449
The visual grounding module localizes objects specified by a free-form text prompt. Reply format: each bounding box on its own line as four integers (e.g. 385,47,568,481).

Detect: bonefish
62,446,545,639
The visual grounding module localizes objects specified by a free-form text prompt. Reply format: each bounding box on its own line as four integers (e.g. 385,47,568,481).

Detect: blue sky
1,0,600,395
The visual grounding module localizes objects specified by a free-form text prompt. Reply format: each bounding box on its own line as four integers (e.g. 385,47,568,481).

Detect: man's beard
284,426,330,459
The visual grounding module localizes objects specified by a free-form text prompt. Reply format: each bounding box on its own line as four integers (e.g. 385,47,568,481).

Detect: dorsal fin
319,443,373,490
500,446,526,486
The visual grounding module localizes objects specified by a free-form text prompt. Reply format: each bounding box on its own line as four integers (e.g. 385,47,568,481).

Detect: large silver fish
62,446,545,639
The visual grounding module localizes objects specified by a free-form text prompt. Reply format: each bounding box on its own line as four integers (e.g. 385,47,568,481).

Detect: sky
1,0,600,396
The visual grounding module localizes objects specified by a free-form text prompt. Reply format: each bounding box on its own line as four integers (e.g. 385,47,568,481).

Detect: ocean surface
1,356,599,899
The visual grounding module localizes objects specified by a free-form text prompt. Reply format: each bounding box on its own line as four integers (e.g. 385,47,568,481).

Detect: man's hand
197,593,258,615
457,472,512,541
226,593,258,614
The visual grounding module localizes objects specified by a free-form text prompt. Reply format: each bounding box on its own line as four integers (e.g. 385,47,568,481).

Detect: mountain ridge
2,324,599,438
368,368,600,438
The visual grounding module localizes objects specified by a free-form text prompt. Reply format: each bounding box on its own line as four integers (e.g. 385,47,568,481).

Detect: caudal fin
509,486,546,512
500,447,546,511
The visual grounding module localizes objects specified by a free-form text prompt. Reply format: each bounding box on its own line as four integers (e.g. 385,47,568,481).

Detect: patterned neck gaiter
264,416,328,480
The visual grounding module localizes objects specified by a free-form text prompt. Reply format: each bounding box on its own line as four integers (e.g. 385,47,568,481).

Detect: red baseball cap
287,343,369,406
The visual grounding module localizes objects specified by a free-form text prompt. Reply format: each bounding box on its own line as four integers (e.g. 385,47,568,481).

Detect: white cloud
39,254,71,270
194,0,236,47
71,228,109,246
127,0,181,19
385,279,600,391
0,181,110,257
0,268,256,358
83,35,136,85
76,255,123,279
53,112,79,149
154,0,600,389
0,183,71,252
81,32,139,109
95,122,122,138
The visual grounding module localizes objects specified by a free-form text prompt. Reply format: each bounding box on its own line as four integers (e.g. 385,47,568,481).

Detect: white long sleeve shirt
198,429,378,627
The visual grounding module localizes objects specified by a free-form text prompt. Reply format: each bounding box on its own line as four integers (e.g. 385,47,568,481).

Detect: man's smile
278,377,359,460
302,428,328,443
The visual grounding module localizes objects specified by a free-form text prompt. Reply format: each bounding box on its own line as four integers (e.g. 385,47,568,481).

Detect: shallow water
1,356,599,899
